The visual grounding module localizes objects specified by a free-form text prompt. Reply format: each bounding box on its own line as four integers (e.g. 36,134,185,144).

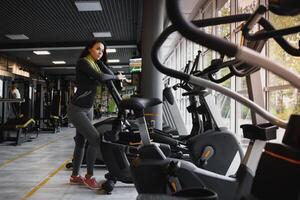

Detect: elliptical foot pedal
101,180,115,194
241,123,277,141
103,130,119,142
66,162,73,169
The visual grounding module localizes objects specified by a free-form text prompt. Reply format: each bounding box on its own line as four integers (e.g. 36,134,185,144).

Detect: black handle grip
256,18,300,56
268,0,300,16
241,5,300,56
243,5,267,31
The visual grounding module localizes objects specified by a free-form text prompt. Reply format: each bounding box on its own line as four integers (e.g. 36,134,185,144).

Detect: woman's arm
77,59,115,82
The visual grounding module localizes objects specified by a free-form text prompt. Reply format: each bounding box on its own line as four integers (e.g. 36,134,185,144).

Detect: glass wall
162,0,300,139
215,0,234,129
267,14,300,120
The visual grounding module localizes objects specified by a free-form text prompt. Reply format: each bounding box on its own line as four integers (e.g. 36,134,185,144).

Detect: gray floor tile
0,125,138,200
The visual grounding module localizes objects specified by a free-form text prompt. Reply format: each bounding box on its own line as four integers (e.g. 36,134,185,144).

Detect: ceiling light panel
108,59,120,63
33,51,51,55
5,34,29,40
52,61,66,64
106,48,116,53
75,1,102,11
92,32,112,38
43,66,75,70
110,65,123,69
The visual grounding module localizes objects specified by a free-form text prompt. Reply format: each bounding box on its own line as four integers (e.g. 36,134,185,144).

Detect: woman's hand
116,72,126,81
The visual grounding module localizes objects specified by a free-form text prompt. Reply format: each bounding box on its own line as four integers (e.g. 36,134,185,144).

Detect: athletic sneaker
70,175,85,185
83,176,100,190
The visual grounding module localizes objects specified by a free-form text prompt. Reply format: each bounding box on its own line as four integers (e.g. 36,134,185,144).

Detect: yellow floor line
0,134,72,169
21,158,72,200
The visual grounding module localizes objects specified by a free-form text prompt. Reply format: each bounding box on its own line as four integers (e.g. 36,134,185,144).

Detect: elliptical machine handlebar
241,5,300,56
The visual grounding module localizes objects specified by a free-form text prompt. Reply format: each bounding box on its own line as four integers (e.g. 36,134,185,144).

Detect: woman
67,40,114,190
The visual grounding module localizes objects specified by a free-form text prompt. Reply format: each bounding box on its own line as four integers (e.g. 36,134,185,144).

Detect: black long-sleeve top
71,57,106,108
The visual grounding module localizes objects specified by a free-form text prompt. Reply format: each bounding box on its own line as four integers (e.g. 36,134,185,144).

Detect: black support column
140,0,165,129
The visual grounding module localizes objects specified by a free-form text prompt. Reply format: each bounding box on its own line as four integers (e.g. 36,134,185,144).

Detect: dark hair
11,82,16,89
79,39,107,64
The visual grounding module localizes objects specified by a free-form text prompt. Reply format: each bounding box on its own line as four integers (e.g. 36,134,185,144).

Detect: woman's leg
71,131,86,176
85,107,98,176
68,104,100,177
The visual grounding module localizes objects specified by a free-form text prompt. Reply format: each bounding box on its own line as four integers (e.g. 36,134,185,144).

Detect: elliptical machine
93,60,244,193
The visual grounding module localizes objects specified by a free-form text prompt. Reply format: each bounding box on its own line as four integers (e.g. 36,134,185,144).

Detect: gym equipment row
129,0,299,199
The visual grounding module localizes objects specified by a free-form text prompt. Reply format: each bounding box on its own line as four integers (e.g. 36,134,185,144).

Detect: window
187,40,193,62
0,79,3,98
234,0,259,134
176,46,180,71
267,13,300,120
217,0,231,38
201,2,214,69
237,0,257,14
213,0,235,130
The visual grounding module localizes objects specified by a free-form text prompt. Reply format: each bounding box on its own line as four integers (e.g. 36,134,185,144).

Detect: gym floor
0,123,137,200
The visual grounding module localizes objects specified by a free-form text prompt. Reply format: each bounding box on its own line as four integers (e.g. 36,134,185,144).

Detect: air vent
75,1,102,11
5,34,29,40
92,32,112,38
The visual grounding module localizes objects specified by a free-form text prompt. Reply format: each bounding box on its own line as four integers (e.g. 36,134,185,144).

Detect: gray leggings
67,103,100,176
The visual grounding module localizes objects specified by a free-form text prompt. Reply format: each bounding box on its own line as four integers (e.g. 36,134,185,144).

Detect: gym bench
0,116,38,145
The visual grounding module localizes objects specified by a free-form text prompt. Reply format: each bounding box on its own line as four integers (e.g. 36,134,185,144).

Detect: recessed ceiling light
106,48,116,53
75,1,102,11
108,59,120,63
52,61,66,64
33,51,50,55
92,32,112,38
5,34,29,40
43,66,75,70
110,65,123,69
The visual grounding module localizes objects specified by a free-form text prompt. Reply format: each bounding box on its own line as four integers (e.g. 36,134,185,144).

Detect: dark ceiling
0,0,142,79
